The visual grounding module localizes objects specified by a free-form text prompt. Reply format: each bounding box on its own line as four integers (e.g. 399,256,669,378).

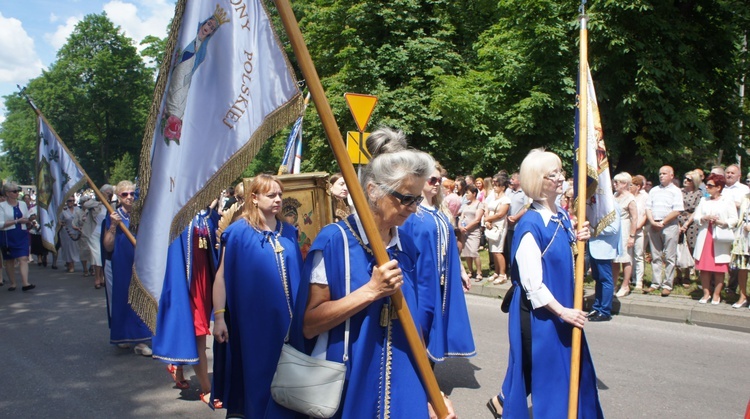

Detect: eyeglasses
545,171,564,181
386,188,424,207
427,176,441,186
119,192,135,198
706,183,717,188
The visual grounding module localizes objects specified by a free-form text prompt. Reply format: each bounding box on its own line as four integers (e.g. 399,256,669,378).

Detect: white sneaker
134,343,152,357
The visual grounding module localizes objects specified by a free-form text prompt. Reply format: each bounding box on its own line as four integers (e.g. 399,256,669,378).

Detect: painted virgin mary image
161,4,229,144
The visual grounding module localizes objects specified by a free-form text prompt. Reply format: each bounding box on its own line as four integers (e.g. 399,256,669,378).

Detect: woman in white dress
59,197,81,273
83,197,107,288
484,173,511,284
612,172,638,297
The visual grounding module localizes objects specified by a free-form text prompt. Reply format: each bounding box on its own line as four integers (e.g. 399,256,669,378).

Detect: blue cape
400,207,476,361
211,220,305,418
501,209,603,418
104,212,152,344
279,216,430,419
152,209,219,364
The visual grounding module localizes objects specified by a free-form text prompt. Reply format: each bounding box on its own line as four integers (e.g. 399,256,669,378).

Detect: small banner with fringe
574,63,616,236
130,0,302,332
36,114,87,254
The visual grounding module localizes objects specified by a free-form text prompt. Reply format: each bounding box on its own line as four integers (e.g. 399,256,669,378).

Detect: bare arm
102,212,121,252
212,249,228,343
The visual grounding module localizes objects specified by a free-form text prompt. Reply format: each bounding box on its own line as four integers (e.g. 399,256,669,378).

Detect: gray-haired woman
292,127,455,418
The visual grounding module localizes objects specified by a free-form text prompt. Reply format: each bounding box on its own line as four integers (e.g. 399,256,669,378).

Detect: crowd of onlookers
447,163,750,312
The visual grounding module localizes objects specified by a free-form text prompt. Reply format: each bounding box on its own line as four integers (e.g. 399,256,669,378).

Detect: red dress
695,223,729,273
189,224,213,336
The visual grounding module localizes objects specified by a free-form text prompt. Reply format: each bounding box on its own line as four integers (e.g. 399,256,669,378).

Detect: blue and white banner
279,115,303,174
132,0,302,329
574,63,616,236
36,115,87,253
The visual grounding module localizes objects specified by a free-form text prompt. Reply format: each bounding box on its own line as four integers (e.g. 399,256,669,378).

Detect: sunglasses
66,200,75,203
684,178,693,182
427,176,440,186
706,183,717,188
386,188,424,207
8,189,20,193
119,192,136,198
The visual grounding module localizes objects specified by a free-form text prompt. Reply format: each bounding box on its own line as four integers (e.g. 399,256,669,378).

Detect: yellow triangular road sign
344,93,378,132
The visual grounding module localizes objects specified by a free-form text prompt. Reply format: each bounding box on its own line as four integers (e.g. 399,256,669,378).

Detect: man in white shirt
721,164,749,208
721,164,749,294
645,166,684,296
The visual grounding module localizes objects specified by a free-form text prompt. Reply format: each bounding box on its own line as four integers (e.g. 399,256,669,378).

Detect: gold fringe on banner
132,0,186,227
593,209,617,237
128,0,303,333
129,269,158,333
126,0,186,334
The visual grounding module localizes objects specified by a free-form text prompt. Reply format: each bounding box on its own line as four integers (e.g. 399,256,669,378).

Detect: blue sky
0,0,172,124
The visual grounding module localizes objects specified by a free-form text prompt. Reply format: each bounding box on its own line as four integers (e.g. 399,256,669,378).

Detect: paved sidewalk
467,279,750,333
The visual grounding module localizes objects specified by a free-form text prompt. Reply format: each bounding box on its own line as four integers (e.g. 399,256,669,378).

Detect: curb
466,280,750,333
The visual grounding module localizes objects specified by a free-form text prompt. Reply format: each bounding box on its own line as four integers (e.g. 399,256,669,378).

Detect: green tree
277,0,501,176
108,152,137,184
0,13,154,185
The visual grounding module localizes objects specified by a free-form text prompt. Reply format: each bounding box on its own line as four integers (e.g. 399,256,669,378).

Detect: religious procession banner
36,114,87,253
132,0,302,330
574,63,616,236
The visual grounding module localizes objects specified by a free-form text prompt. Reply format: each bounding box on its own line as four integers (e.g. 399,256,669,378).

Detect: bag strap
282,223,351,363
332,223,351,362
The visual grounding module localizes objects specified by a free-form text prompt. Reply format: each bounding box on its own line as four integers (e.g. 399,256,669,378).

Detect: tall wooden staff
569,10,589,419
21,89,136,247
273,1,448,417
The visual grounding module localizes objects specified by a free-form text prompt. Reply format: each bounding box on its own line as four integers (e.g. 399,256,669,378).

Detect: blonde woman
612,172,638,297
212,174,304,417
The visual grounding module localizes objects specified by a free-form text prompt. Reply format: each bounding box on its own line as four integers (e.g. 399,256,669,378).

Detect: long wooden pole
272,1,448,417
569,13,589,419
22,91,136,246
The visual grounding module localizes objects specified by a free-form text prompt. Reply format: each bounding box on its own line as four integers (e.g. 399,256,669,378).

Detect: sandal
492,274,508,285
200,392,223,409
167,364,190,389
486,395,503,418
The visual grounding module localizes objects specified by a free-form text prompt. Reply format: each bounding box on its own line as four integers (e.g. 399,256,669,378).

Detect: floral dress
680,189,702,251
731,197,750,270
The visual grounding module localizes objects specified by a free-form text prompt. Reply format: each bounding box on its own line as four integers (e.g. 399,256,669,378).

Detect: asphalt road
1,265,748,418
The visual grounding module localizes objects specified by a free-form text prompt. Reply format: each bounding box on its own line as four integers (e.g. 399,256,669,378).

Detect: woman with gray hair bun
287,127,456,418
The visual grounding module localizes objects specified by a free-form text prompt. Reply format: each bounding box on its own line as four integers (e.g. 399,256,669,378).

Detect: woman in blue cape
102,180,152,356
400,162,475,362
152,207,220,407
296,128,455,419
211,174,305,418
487,149,603,419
